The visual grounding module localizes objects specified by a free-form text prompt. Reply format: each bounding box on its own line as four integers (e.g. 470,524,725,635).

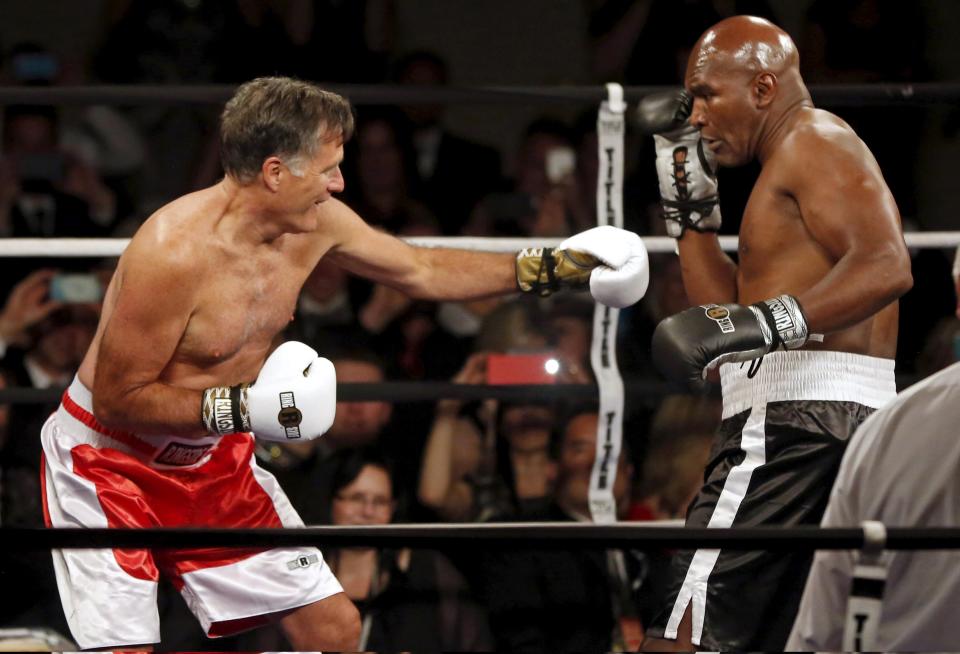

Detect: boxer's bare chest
178,250,309,366
736,165,833,303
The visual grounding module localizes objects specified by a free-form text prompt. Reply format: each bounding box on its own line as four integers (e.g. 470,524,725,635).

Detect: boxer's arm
321,198,518,300
92,238,208,437
676,231,739,305
789,130,913,334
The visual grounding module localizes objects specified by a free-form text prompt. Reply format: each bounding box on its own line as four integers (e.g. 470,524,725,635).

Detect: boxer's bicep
794,135,903,264
96,244,196,397
320,198,516,299
320,198,426,291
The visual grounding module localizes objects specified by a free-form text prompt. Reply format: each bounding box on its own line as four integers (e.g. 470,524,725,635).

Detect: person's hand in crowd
420,351,491,519
0,269,63,348
562,174,598,235
61,156,116,223
439,351,489,414
358,282,414,333
530,184,570,237
554,355,592,384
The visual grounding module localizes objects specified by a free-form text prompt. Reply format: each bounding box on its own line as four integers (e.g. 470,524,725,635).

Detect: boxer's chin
716,150,750,168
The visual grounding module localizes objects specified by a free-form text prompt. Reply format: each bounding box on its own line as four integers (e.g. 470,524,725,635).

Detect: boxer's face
685,59,757,167
305,137,346,205
284,135,345,211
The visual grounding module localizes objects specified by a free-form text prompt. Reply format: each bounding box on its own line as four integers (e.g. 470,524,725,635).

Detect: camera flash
544,358,560,375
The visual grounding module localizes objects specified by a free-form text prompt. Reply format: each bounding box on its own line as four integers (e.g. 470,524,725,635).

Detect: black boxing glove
634,89,720,238
652,295,810,388
635,88,693,135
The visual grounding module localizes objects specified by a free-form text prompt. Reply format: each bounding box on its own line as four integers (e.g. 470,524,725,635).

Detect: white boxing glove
202,341,337,441
558,225,649,308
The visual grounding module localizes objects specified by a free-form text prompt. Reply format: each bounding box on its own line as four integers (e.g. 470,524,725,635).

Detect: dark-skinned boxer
635,16,912,651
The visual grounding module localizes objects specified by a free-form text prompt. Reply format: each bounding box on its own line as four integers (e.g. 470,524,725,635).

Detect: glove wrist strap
517,247,592,297
202,384,250,435
751,294,809,351
662,200,721,238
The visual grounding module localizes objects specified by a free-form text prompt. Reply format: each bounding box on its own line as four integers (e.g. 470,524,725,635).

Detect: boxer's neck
216,177,304,247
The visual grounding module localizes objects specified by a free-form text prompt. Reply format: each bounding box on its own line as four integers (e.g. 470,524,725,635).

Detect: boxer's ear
754,72,777,108
262,156,284,191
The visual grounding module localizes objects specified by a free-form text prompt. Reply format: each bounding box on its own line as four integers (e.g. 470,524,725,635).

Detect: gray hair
219,77,354,183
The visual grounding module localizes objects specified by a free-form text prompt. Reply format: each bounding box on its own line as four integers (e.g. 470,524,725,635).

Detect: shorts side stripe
664,404,768,645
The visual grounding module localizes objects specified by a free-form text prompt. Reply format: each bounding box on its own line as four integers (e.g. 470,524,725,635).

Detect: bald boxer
40,77,649,650
635,16,912,650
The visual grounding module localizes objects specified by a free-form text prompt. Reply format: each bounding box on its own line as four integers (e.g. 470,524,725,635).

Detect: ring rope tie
842,520,890,652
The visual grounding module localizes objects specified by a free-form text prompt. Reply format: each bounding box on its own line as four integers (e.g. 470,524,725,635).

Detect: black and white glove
652,295,810,387
635,89,721,238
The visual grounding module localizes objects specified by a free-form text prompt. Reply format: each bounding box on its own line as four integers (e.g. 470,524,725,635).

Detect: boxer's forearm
677,231,739,305
92,380,210,439
403,247,518,301
797,247,912,335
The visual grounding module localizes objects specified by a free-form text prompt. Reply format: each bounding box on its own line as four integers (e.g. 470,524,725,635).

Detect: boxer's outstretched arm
321,198,517,300
676,231,739,305
790,129,912,334
92,235,209,437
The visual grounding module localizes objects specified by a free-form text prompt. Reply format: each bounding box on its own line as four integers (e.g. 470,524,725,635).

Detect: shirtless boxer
634,16,913,650
39,77,649,650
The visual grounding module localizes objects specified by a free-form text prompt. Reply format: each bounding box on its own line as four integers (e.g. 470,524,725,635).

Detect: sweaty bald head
690,16,799,79
683,16,811,166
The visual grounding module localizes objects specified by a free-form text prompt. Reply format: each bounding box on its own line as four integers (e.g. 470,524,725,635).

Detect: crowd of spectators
0,0,956,649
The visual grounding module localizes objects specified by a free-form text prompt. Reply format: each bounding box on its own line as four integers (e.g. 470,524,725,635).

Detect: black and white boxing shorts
646,350,896,650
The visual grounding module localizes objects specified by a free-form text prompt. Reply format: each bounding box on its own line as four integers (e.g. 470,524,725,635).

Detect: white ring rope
2,232,957,258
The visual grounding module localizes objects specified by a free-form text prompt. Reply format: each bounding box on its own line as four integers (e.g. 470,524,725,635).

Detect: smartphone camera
486,352,561,385
50,273,104,304
11,51,60,83
545,146,576,184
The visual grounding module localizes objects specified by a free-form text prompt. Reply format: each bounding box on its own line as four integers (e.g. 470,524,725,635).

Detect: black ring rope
3,524,958,552
0,82,956,107
0,380,686,405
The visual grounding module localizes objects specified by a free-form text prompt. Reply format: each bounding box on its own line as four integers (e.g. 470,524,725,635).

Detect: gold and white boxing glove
516,225,649,308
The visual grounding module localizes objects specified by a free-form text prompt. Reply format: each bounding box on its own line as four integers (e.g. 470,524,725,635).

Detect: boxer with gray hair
39,76,649,650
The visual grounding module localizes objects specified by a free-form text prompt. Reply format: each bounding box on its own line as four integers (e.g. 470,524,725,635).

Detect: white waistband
57,376,224,468
719,350,896,419
65,375,94,411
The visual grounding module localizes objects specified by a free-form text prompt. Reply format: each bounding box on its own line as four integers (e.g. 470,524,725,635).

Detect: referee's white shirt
787,360,960,650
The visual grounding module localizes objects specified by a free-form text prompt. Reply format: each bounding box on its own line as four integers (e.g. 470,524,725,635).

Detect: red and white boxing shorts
40,376,343,649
